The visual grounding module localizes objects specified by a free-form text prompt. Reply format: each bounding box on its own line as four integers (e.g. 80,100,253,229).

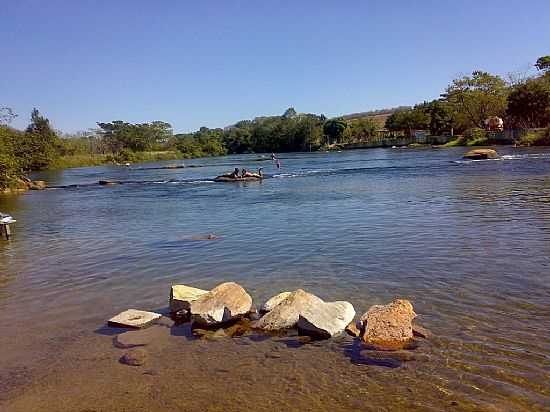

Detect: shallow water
1,147,550,411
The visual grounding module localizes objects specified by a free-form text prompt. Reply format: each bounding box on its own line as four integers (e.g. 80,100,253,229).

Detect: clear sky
2,0,549,133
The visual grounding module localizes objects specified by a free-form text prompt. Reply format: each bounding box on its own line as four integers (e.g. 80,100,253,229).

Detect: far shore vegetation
1,55,550,191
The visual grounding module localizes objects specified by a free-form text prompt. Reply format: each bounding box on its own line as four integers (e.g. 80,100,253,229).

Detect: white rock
298,301,356,338
253,289,324,331
108,309,162,328
260,291,292,313
170,284,209,313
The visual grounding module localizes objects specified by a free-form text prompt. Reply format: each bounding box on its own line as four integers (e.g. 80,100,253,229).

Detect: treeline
384,55,550,145
2,55,550,189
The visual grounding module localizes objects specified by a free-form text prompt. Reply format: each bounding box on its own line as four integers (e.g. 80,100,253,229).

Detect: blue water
1,146,550,410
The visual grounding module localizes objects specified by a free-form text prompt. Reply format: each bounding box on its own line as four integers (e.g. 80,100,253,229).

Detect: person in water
241,168,263,178
228,167,240,178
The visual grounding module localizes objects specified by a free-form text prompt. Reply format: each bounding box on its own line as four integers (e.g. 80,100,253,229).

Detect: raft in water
214,175,263,182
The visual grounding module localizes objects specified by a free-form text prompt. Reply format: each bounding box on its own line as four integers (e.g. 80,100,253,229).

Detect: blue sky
2,0,549,133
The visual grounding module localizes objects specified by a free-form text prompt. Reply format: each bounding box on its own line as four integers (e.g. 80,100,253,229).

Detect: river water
1,147,549,411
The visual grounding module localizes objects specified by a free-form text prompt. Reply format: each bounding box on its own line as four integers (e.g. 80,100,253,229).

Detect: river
1,147,549,411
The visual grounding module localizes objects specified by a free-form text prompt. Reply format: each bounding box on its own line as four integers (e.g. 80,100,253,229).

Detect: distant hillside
340,106,411,125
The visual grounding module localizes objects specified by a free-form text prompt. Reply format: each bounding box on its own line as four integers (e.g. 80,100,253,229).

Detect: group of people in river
215,153,282,181
224,167,263,179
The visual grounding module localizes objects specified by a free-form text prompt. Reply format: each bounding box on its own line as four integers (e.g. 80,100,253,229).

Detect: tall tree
507,76,550,128
444,71,508,129
323,119,347,144
19,108,60,170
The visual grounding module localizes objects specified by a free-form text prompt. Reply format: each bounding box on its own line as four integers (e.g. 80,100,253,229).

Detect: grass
49,151,186,170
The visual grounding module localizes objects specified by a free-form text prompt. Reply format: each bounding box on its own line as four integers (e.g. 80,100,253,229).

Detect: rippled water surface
1,147,550,411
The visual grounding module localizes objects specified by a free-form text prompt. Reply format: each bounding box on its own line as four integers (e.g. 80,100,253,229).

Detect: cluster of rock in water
108,282,430,366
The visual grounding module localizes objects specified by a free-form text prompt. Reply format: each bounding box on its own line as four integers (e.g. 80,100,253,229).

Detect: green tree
507,76,550,128
18,108,60,170
0,126,23,189
444,71,508,129
535,56,550,73
323,119,347,144
385,107,430,135
96,120,173,152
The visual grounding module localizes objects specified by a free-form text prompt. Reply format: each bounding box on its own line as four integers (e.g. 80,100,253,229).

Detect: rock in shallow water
170,284,209,313
114,325,167,348
298,301,356,338
463,148,498,160
260,291,292,313
108,309,162,328
361,299,416,350
120,348,148,366
252,289,324,331
190,282,252,325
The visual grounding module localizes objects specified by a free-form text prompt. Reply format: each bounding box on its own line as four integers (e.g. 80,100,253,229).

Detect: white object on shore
0,213,16,240
108,309,162,328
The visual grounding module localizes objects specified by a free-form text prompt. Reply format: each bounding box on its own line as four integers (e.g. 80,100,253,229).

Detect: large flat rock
170,284,209,313
361,299,416,350
190,282,252,325
253,289,324,331
298,301,356,338
108,309,162,328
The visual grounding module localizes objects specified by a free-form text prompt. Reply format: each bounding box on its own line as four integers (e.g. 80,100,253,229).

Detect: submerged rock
463,148,498,160
190,233,219,240
170,284,209,313
253,289,324,331
108,309,162,328
120,348,148,366
260,291,292,313
298,301,356,338
99,180,119,186
114,325,167,348
361,299,416,351
412,323,432,339
190,282,253,325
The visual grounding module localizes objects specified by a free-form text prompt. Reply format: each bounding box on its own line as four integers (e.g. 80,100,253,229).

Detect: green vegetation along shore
1,55,550,192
